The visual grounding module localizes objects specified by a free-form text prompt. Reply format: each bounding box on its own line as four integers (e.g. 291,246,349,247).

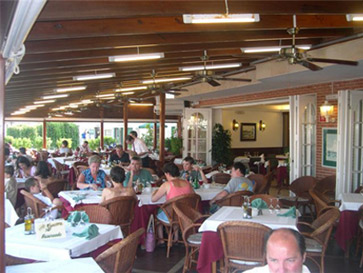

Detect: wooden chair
218,221,272,272
52,159,70,179
248,174,268,194
155,193,201,258
46,179,67,198
75,204,113,224
314,175,336,201
279,176,317,218
298,207,340,273
250,194,282,207
100,196,137,237
309,189,339,218
20,190,60,219
215,190,254,207
95,228,144,273
212,173,231,184
173,202,209,272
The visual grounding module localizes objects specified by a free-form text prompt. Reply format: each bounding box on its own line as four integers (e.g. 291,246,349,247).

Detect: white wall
221,108,283,148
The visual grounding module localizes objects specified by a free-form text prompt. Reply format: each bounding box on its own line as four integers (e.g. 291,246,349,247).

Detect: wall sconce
259,120,266,131
232,119,239,131
320,100,334,122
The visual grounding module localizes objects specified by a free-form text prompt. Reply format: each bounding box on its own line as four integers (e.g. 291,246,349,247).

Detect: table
197,206,298,273
6,222,123,261
335,193,363,251
6,257,104,273
48,157,75,168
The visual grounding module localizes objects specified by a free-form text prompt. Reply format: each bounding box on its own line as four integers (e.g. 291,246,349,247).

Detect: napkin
277,206,296,218
67,211,90,226
72,224,99,240
72,195,86,202
251,198,268,209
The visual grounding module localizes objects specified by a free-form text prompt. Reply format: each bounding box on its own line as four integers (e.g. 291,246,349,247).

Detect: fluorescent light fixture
115,86,148,92
11,111,27,115
96,93,115,98
52,107,62,111
121,92,135,95
99,96,115,100
142,77,191,84
55,86,86,93
69,104,79,108
109,53,164,62
24,105,41,109
34,100,55,104
42,94,69,99
64,112,74,116
130,103,154,106
241,45,311,53
179,63,241,72
73,73,115,81
166,94,175,99
53,114,63,117
346,14,363,21
81,99,93,104
183,13,259,24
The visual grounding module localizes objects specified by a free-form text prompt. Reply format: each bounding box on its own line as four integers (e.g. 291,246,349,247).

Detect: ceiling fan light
183,14,260,24
55,86,87,93
346,14,363,21
115,86,148,92
109,53,164,62
73,73,115,81
179,63,241,71
141,77,191,84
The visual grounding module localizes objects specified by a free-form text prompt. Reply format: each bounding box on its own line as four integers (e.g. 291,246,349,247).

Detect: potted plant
211,123,232,166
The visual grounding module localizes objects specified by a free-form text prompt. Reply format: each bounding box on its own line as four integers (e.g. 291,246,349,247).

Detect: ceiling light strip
179,63,241,72
42,94,69,99
55,86,87,93
141,77,191,84
109,53,164,62
241,45,311,53
73,73,115,81
183,14,260,24
115,86,148,92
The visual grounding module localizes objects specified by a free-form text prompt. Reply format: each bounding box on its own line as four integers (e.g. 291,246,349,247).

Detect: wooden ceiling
4,0,363,118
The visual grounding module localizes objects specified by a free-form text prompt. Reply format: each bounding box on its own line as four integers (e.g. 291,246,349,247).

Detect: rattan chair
309,188,339,218
46,179,67,198
155,193,201,258
52,159,70,179
248,174,268,194
250,194,282,207
20,190,60,219
355,205,363,268
100,196,137,237
212,173,231,184
315,175,336,201
95,228,145,273
215,190,254,207
298,207,340,273
75,204,113,224
218,221,272,272
173,202,209,272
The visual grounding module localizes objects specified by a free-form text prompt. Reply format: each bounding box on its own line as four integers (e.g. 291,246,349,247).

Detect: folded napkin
67,211,90,226
277,206,296,218
72,224,99,240
251,198,268,209
72,195,86,202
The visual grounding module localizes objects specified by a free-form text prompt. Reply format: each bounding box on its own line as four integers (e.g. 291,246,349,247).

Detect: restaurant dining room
1,1,363,273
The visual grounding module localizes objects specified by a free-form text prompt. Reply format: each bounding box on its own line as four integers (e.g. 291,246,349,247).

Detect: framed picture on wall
240,123,256,141
322,128,337,168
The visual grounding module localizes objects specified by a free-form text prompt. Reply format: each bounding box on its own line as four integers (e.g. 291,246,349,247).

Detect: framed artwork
240,123,256,141
322,128,337,168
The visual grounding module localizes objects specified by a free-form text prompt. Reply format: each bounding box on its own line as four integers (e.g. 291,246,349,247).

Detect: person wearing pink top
152,162,194,245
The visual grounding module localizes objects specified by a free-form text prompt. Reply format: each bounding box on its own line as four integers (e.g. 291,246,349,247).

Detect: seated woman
101,166,136,202
58,140,73,156
16,156,36,178
34,161,55,187
77,155,108,190
152,162,194,244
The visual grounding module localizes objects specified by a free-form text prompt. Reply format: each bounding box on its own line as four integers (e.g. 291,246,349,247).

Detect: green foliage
5,136,14,145
170,136,182,156
165,138,171,151
88,138,100,150
211,123,232,165
12,137,32,149
7,125,37,143
43,122,79,149
104,136,116,147
56,138,73,149
34,136,52,150
141,124,155,149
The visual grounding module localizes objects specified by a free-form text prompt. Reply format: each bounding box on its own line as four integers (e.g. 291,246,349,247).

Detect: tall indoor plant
211,123,232,166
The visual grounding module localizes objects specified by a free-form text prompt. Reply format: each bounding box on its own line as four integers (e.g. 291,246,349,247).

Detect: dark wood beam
159,92,165,166
123,100,128,149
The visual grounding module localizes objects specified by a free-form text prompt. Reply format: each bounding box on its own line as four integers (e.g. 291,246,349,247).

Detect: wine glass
360,188,363,197
274,198,281,213
269,198,274,214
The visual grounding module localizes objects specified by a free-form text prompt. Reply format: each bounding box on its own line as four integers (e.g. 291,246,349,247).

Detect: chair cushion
305,238,323,252
187,233,202,245
230,259,261,266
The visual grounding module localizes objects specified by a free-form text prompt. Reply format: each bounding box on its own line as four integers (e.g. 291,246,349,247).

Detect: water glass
274,198,281,213
268,198,274,214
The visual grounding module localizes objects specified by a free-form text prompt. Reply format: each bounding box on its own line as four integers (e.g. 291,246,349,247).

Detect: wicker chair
309,188,339,218
215,190,254,207
279,176,317,218
20,190,60,219
75,204,113,224
298,207,340,273
355,205,363,268
218,221,272,273
52,159,69,179
212,173,231,184
155,193,201,258
173,202,209,272
250,194,282,207
100,196,137,237
314,175,336,201
46,179,67,198
248,174,268,194
95,228,144,273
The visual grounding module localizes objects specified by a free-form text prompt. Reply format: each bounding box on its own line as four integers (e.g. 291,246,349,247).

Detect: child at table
24,177,62,219
101,166,136,202
5,165,17,207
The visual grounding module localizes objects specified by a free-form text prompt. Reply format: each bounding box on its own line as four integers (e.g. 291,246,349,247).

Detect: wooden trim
0,56,5,272
42,119,47,149
159,93,165,165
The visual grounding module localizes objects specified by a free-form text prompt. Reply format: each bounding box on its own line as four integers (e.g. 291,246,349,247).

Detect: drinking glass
360,188,363,197
269,198,274,214
274,198,281,213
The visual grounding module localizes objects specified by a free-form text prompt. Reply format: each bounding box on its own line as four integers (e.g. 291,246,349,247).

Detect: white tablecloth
199,206,298,232
16,178,26,189
6,222,122,261
6,257,104,273
5,199,19,226
59,185,223,208
339,193,363,211
48,157,75,168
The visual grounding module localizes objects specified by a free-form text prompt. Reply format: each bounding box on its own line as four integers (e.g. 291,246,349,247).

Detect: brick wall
199,77,363,180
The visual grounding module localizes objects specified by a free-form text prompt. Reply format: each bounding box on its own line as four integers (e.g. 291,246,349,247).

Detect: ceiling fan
182,50,252,87
274,15,359,71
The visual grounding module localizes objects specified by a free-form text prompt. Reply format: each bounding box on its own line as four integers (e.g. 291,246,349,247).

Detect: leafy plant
88,137,116,150
34,136,52,150
170,136,182,156
211,123,232,166
141,123,155,149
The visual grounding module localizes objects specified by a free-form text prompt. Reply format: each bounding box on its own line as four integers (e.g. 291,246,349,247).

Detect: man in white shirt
126,131,150,167
244,228,311,273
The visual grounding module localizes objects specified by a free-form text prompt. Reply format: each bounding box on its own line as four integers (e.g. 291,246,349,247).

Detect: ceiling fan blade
207,79,221,87
179,79,202,88
307,58,358,66
213,77,251,82
300,60,322,71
